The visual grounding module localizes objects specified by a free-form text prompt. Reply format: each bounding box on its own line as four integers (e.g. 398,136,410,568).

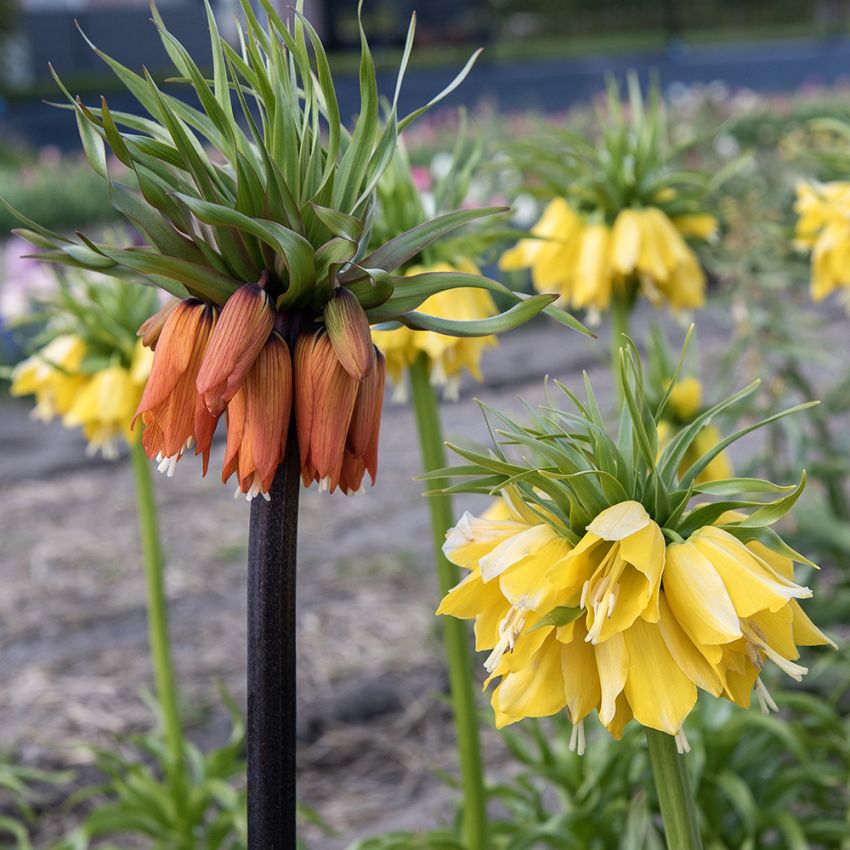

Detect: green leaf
401,294,556,338
172,194,315,299
720,471,807,529
339,207,508,282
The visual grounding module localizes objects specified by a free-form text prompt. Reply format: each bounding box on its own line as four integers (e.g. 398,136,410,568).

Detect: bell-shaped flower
222,332,292,501
63,363,145,459
134,299,219,476
295,330,384,494
11,334,88,420
196,283,275,416
371,260,498,401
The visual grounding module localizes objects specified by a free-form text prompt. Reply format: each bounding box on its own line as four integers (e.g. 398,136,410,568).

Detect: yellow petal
586,500,651,541
610,208,642,275
672,213,718,240
657,595,723,696
664,541,742,645
443,511,530,571
479,523,560,582
559,618,601,723
623,618,698,734
495,632,566,720
692,527,811,616
594,631,629,725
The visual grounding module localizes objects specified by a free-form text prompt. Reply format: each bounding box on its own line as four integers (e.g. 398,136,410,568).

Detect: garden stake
409,353,488,850
247,431,300,849
131,437,189,832
646,728,703,850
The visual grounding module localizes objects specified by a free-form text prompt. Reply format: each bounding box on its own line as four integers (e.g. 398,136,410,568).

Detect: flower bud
196,282,275,416
323,287,375,382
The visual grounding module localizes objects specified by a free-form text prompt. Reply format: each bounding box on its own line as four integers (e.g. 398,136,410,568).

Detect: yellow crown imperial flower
11,334,88,421
434,331,832,751
501,200,710,313
500,75,718,316
10,273,159,458
794,180,850,302
372,260,498,400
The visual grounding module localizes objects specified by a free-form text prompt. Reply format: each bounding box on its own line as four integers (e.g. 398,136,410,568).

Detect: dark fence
19,4,213,82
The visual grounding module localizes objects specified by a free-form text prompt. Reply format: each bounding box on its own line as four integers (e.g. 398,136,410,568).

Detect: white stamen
579,579,591,610
755,679,779,715
156,453,180,477
185,436,195,451
569,720,586,756
675,729,691,754
483,606,526,673
318,476,330,493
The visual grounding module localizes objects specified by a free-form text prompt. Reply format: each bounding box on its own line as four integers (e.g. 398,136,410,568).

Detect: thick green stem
130,439,188,829
409,354,488,850
646,728,703,850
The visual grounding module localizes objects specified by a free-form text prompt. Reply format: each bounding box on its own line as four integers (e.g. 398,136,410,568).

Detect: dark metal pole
247,431,300,849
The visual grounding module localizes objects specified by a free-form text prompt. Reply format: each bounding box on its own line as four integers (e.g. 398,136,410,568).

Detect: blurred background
2,1,850,848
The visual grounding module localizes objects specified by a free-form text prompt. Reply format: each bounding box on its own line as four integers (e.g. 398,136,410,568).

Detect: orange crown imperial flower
295,329,385,494
134,299,219,476
196,282,276,416
222,332,293,501
11,2,587,500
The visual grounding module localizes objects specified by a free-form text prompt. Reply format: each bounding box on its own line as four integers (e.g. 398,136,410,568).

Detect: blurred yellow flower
438,499,830,750
65,343,151,458
794,180,850,301
11,334,88,420
501,199,712,312
657,377,733,484
371,260,498,400
12,337,152,458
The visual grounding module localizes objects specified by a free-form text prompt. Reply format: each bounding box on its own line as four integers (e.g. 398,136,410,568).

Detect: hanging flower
500,75,718,316
501,200,710,313
436,333,832,751
63,346,152,458
794,180,850,301
11,334,88,421
9,273,159,458
372,260,498,400
9,6,585,500
134,299,219,477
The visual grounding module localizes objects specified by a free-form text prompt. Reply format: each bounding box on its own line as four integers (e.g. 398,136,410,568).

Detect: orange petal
135,300,211,419
242,332,292,493
307,333,358,491
222,388,246,485
347,345,384,458
294,331,317,475
196,283,275,415
137,299,181,350
324,288,375,381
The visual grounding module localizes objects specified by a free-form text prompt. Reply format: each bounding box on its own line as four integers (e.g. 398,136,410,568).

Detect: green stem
646,728,703,850
409,354,488,850
610,289,633,405
130,439,189,830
